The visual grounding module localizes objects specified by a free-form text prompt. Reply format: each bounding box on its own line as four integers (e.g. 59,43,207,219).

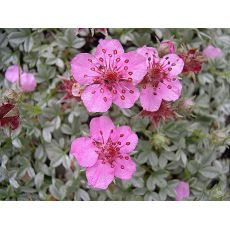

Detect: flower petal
137,46,159,63
86,160,115,189
95,39,124,63
158,78,182,101
114,154,136,180
112,81,139,109
111,126,138,154
118,51,147,85
71,53,101,85
81,84,112,112
140,84,162,112
70,137,98,167
90,116,115,144
160,54,184,77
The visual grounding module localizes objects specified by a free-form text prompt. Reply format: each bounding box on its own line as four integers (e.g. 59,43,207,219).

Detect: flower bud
20,72,37,92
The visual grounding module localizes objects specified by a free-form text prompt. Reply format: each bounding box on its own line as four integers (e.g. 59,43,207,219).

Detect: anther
167,85,172,89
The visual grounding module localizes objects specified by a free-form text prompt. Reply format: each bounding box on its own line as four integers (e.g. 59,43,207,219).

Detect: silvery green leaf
9,178,19,189
0,167,7,182
9,30,29,44
77,189,90,201
12,138,22,149
199,166,219,179
35,172,44,189
146,176,156,191
24,36,34,52
42,128,52,143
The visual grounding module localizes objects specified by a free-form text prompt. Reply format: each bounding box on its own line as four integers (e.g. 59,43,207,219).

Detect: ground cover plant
0,28,230,200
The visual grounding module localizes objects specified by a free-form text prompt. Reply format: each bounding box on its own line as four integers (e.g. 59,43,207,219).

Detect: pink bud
5,65,22,83
175,181,190,201
159,40,176,56
20,72,37,92
202,45,223,59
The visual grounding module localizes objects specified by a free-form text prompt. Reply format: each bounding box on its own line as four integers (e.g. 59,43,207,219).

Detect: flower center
92,130,131,169
94,138,120,167
104,71,118,84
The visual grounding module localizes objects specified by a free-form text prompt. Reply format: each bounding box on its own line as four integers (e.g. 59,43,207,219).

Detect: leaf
35,172,44,189
146,176,156,191
24,36,34,52
9,30,29,44
199,166,219,179
77,189,90,201
42,128,52,143
9,178,19,189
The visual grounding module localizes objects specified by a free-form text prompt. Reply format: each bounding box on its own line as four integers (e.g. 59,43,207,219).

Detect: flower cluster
69,38,198,190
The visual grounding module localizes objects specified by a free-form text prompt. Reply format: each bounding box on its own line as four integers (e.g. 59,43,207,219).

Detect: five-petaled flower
71,39,147,112
70,116,138,189
137,46,184,112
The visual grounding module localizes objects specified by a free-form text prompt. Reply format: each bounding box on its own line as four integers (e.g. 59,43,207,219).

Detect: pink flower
20,72,37,92
202,45,223,59
71,39,147,112
137,46,184,112
5,65,22,83
70,116,138,189
175,181,190,201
